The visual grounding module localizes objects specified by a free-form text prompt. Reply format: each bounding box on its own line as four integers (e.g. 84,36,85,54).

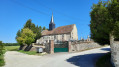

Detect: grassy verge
0,46,19,66
18,50,47,56
96,52,113,67
18,50,37,55
5,46,46,56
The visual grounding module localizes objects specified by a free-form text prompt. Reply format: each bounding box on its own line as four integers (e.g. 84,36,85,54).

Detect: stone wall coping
71,41,96,45
33,45,45,48
114,41,119,43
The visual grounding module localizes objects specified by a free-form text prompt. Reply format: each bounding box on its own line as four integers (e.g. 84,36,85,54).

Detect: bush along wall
0,41,5,66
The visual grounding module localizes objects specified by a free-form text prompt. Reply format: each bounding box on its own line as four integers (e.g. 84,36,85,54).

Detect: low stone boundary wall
70,42,101,52
110,41,119,67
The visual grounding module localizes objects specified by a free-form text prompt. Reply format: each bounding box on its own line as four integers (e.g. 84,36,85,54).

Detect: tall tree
23,19,44,42
39,26,42,32
16,19,47,45
90,0,119,45
24,19,32,29
16,30,21,40
24,19,36,33
35,25,42,42
43,26,46,30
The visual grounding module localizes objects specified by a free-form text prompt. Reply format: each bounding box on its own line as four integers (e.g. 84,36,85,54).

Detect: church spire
50,13,54,24
49,13,55,30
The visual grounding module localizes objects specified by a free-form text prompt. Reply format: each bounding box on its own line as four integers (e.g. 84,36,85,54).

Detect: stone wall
70,42,101,52
44,40,54,54
110,41,119,67
44,43,50,53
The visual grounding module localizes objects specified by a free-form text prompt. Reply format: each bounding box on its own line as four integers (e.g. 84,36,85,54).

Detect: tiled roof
42,24,74,36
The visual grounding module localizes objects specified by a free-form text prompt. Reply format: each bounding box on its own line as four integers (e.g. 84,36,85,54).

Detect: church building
36,14,78,44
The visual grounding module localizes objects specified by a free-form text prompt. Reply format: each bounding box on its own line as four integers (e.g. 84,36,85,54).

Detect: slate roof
42,24,74,36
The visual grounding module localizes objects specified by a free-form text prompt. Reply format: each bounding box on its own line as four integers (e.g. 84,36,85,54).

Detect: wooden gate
54,41,68,52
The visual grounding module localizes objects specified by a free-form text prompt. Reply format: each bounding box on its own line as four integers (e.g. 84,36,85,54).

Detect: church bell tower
49,13,55,30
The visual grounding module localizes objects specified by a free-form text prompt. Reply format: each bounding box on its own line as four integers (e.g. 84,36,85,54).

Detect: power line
10,0,50,16
10,0,89,25
32,0,89,22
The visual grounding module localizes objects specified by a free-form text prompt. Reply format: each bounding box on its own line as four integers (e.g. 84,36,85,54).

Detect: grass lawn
96,52,113,67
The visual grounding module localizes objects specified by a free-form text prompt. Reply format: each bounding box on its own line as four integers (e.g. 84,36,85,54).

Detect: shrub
0,41,5,66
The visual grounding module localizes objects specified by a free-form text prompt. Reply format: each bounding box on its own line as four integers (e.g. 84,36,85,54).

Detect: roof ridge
42,24,75,36
56,24,75,28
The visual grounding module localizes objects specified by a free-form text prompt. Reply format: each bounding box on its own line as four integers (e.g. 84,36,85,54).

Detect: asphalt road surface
4,46,110,67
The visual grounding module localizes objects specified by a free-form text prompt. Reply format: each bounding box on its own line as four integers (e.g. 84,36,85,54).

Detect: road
4,46,110,67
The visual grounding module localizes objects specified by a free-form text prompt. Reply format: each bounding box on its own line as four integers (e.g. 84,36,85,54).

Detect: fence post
68,41,71,52
49,40,54,54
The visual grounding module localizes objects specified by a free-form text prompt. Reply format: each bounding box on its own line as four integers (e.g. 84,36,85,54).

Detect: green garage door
54,41,68,52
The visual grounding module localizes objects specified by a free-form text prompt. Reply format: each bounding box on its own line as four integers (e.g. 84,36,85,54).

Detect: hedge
0,41,5,66
2,43,19,46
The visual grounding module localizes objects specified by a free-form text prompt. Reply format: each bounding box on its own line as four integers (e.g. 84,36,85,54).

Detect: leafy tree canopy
90,0,119,45
16,28,36,46
16,19,47,45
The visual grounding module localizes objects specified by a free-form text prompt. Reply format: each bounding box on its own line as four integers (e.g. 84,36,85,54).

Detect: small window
62,34,64,37
62,34,64,39
54,35,56,39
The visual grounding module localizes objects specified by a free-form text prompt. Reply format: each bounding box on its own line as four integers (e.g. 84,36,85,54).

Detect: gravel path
4,46,110,67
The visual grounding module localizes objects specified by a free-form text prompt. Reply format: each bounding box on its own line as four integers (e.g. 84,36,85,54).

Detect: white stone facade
36,24,78,44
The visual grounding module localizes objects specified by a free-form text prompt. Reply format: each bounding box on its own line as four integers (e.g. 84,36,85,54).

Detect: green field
5,46,19,51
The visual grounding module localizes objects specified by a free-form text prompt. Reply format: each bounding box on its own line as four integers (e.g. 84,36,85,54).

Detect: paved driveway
4,46,110,67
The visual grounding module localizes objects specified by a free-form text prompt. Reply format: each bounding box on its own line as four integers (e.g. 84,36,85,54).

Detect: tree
16,19,47,46
90,0,119,45
35,25,42,42
90,1,110,45
16,30,22,44
24,19,36,33
39,26,42,32
23,19,44,42
43,26,46,30
24,19,32,29
16,28,36,46
16,30,21,38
